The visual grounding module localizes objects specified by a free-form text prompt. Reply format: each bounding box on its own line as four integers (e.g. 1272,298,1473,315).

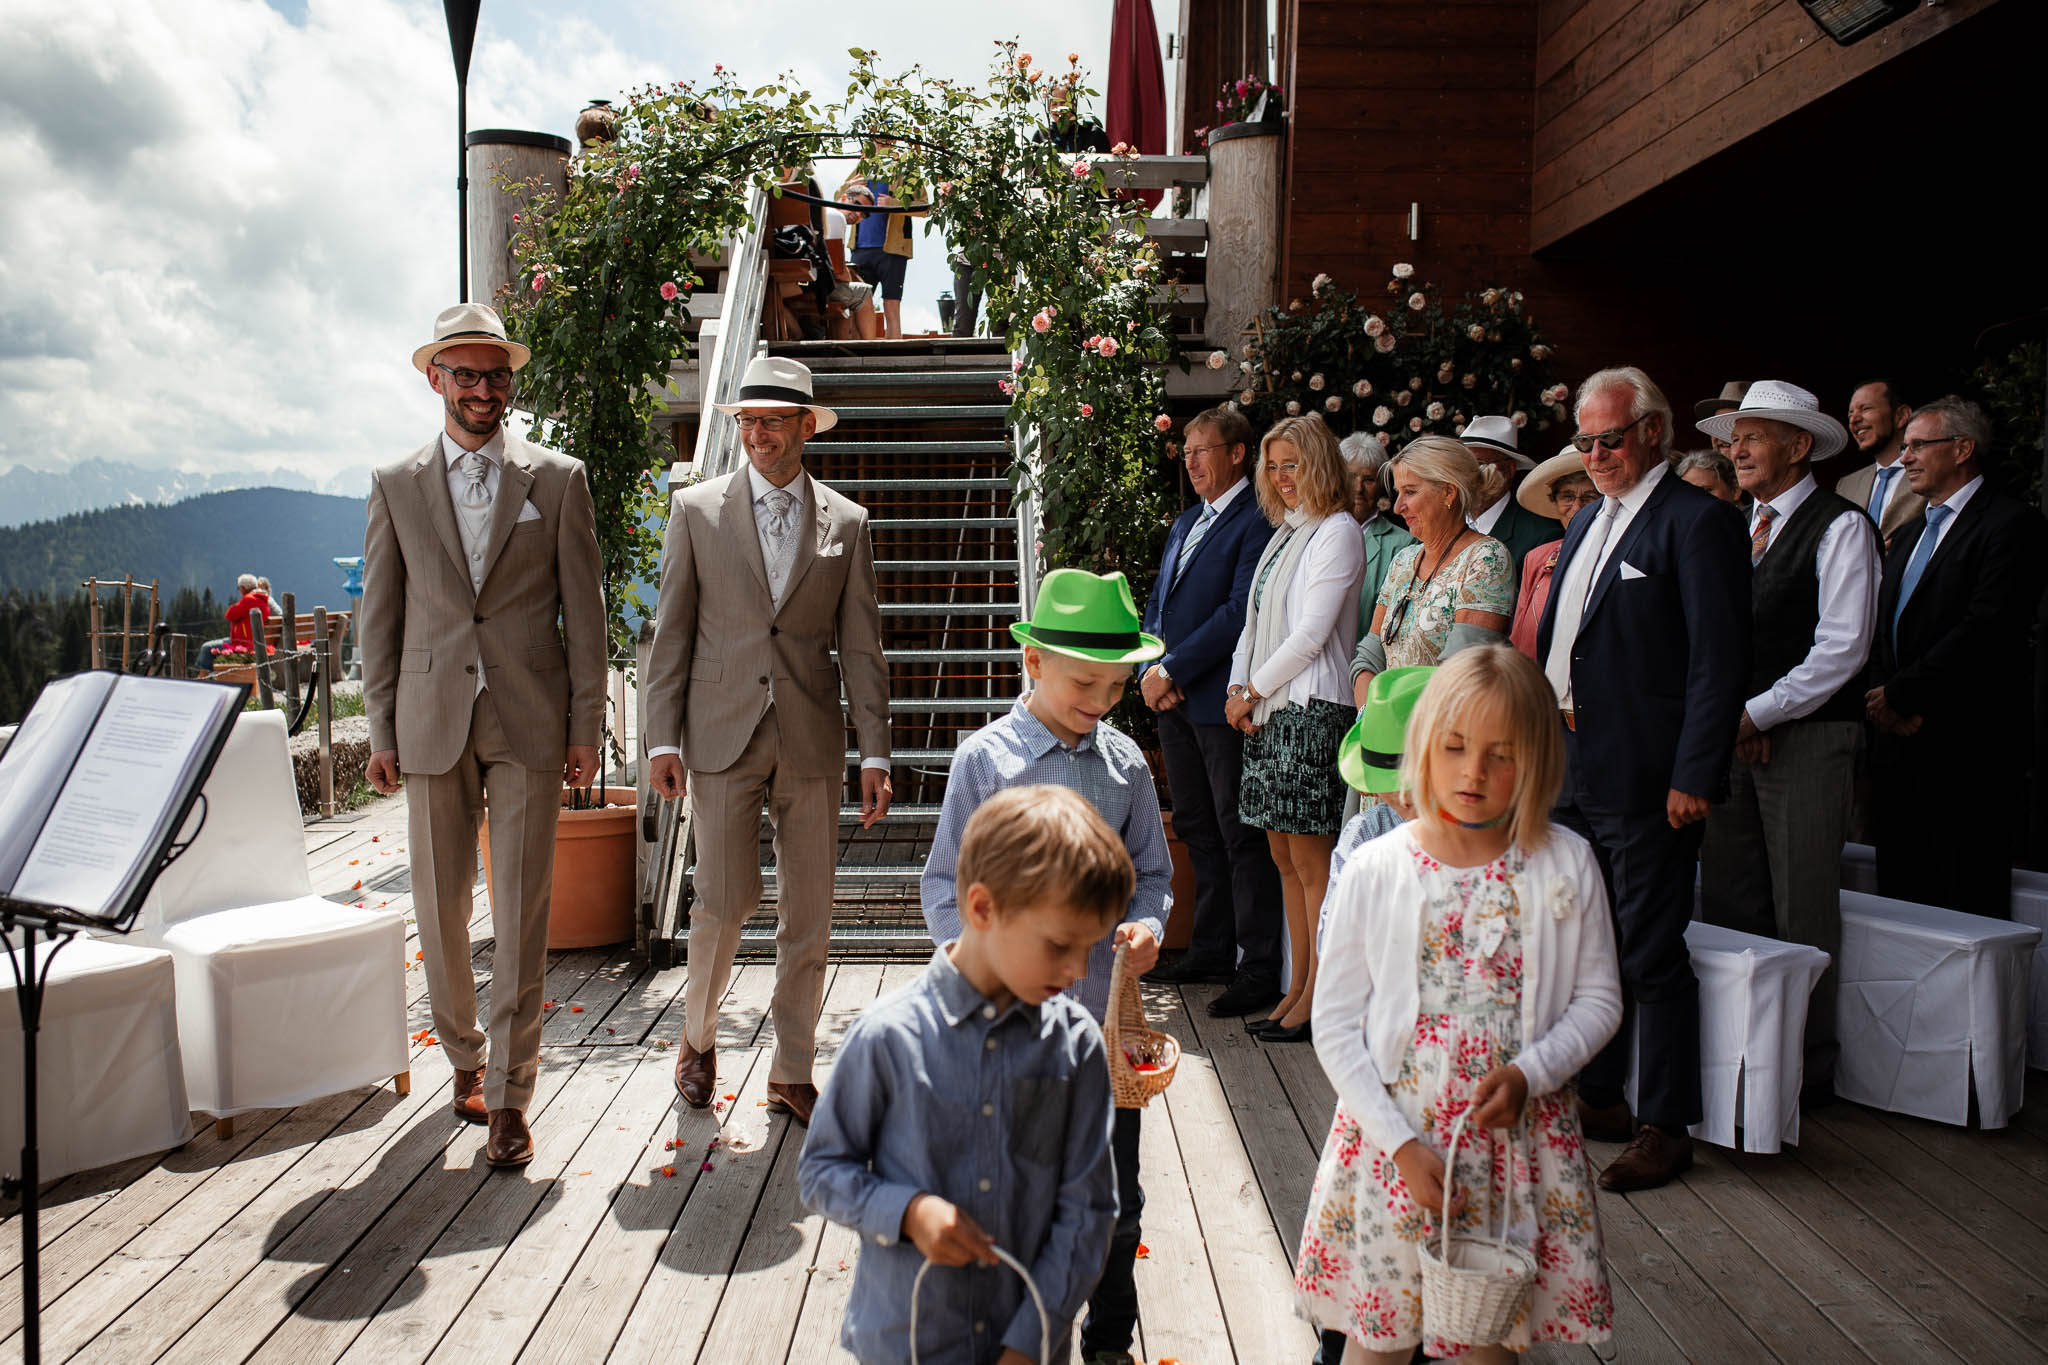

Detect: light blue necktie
1172,504,1217,587
1868,464,1898,522
1892,503,1953,636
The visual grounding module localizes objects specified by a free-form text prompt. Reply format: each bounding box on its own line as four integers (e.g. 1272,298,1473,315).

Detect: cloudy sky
0,0,1180,494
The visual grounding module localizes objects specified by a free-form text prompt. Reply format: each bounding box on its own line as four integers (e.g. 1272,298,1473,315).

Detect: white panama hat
1459,415,1535,471
1694,379,1847,461
412,302,530,374
712,356,839,433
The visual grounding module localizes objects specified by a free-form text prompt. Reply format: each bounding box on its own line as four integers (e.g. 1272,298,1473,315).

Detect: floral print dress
1375,536,1513,669
1293,844,1613,1354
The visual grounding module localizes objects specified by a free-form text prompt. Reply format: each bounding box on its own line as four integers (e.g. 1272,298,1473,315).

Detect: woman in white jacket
1294,646,1621,1363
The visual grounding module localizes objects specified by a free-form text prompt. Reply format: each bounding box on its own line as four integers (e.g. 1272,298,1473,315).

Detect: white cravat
1543,498,1618,711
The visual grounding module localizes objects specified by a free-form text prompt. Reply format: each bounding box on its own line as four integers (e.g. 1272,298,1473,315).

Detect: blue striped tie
1172,504,1217,587
1892,503,1953,637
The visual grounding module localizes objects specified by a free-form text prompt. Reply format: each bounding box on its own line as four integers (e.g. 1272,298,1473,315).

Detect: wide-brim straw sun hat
1009,568,1165,664
1694,379,1847,461
1337,665,1437,794
1693,380,1750,421
1517,446,1586,517
711,355,839,433
412,302,530,373
1459,415,1534,472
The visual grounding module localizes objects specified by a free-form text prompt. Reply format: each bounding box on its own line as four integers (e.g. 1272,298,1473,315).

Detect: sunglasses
1569,413,1652,455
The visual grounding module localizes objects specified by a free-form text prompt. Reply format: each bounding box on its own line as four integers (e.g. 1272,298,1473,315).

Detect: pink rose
1154,414,1173,431
1072,160,1091,179
531,273,547,291
1020,52,1033,67
1032,313,1051,333
659,281,679,301
1098,337,1119,358
1407,292,1427,311
1080,403,1094,417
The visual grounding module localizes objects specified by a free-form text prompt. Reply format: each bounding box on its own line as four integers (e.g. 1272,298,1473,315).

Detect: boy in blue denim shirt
920,570,1172,1365
799,785,1133,1364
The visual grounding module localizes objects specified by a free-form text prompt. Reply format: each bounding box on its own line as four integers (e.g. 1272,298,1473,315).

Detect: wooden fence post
313,606,335,817
169,633,188,680
86,578,102,669
120,574,135,672
146,580,161,666
251,610,274,710
279,591,301,716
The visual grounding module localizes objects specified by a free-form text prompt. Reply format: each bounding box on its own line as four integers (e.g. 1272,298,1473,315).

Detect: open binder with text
0,671,245,931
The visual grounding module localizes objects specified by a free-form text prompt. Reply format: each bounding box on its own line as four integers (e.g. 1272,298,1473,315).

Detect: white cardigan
1227,510,1365,708
1310,823,1623,1158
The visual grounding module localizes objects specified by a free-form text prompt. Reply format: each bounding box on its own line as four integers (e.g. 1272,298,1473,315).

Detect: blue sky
0,0,1178,493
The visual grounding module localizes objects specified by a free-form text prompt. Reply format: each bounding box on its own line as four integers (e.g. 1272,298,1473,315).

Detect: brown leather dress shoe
451,1064,487,1125
1577,1098,1634,1145
1598,1126,1693,1192
485,1109,533,1168
765,1081,819,1127
674,1039,715,1108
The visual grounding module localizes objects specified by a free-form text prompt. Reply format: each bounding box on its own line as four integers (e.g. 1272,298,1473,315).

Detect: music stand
0,672,244,1364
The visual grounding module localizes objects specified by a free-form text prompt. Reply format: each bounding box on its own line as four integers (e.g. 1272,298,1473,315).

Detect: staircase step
813,440,1010,456
1099,154,1210,189
859,648,1019,662
871,516,1013,531
828,477,1013,492
878,601,1020,617
853,748,957,765
832,405,1011,422
876,559,1020,574
811,371,1008,392
746,921,933,949
1143,217,1208,250
882,697,1012,713
839,803,943,819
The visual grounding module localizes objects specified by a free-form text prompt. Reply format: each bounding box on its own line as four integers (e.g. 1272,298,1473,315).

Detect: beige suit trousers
407,690,560,1111
683,706,837,1084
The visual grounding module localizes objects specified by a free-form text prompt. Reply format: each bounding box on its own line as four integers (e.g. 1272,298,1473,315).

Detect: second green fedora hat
1338,665,1438,794
1010,568,1166,664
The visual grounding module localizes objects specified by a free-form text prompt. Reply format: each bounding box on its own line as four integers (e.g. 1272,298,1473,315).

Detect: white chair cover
1835,890,2039,1128
133,711,407,1117
1,937,191,1182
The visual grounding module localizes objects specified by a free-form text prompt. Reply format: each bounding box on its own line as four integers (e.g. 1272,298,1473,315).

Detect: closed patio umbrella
1106,0,1167,211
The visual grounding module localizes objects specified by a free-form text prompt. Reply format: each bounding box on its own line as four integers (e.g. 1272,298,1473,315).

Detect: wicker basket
910,1243,1048,1365
1417,1110,1537,1347
1105,942,1179,1108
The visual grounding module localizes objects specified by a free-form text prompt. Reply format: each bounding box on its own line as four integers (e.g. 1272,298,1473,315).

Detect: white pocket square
1618,561,1646,580
516,499,543,523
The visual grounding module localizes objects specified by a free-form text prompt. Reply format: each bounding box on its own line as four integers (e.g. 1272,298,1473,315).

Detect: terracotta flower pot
481,790,637,949
1160,809,1200,951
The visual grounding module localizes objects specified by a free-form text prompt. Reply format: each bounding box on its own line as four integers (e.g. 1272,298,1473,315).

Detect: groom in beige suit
361,303,607,1168
645,356,892,1125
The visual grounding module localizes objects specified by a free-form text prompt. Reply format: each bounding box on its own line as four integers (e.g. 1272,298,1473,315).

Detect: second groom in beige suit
646,356,892,1125
361,303,607,1169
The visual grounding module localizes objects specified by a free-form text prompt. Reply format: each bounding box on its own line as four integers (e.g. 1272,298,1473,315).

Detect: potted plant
1194,72,1286,148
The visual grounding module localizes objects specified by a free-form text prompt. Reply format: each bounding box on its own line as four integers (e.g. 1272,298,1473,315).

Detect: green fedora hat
1338,666,1438,794
1010,568,1166,664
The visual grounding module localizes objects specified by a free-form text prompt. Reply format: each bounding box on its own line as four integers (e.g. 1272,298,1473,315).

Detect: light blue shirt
1321,802,1405,954
921,700,1171,1022
797,948,1117,1365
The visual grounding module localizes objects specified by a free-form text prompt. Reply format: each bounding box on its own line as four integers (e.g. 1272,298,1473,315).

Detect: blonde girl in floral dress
1296,646,1621,1362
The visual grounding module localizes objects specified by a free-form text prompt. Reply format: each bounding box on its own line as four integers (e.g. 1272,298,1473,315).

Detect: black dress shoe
1146,955,1235,985
1207,977,1284,1018
1262,1020,1313,1044
1245,1015,1283,1037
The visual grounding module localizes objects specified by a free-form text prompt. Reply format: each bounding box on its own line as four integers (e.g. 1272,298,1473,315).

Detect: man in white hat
1459,415,1558,595
1694,380,1879,1107
360,303,607,1168
644,356,892,1125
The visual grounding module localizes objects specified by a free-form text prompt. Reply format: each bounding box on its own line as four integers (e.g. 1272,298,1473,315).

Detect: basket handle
908,1243,1050,1365
1437,1108,1509,1266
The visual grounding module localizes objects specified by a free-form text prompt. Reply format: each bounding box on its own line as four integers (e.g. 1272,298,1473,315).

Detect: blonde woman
1350,436,1513,700
1226,414,1366,1043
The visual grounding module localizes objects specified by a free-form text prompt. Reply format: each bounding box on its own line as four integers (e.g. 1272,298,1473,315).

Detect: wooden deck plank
1593,1174,1774,1359
538,950,639,1045
1604,1270,1684,1362
0,1150,169,1270
1128,985,1239,1364
505,967,782,1365
1845,1104,2048,1234
578,962,688,1046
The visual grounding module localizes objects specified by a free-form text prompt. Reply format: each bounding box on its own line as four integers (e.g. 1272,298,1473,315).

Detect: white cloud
0,0,1178,492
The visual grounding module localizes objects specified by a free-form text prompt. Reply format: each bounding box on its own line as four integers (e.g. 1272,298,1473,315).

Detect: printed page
0,671,117,890
11,677,232,920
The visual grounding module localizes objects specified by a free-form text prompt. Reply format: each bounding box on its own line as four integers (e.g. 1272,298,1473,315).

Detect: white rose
1409,377,1423,390
1309,373,1326,391
1291,371,1303,382
1511,410,1528,428
1482,288,1500,306
1364,315,1386,338
1467,324,1486,341
1392,262,1414,279
1426,401,1445,420
1373,405,1392,427
1312,272,1334,292
1374,332,1395,354
1462,374,1477,389
1207,350,1230,370
1353,379,1372,398
1531,344,1552,360
1240,389,1256,404
1409,416,1423,431
1510,358,1524,372
1548,875,1576,922
1286,400,1301,415
1325,396,1343,413
1407,292,1426,312
1396,390,1412,407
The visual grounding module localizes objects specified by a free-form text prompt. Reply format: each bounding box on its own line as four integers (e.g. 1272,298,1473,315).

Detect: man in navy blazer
1866,397,2048,918
1140,405,1284,1016
1536,367,1751,1192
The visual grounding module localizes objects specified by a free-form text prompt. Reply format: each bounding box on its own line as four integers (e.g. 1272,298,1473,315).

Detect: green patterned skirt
1239,698,1353,836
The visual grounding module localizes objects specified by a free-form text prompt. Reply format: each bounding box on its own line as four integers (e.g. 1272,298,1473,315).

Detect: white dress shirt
1743,474,1881,731
1468,493,1509,537
1543,460,1668,710
650,466,890,772
1227,509,1366,705
1926,474,1984,553
442,430,505,693
1149,476,1249,686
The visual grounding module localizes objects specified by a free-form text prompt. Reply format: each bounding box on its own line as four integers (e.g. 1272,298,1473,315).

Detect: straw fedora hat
1009,569,1164,664
712,356,839,433
1516,445,1587,517
412,302,530,374
1459,416,1534,472
1338,666,1436,795
1694,379,1847,461
1692,380,1749,421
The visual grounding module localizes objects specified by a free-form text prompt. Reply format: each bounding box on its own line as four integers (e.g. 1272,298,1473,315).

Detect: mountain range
0,459,371,529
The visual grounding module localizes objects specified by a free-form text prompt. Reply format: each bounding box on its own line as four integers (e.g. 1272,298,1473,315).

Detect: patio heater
444,0,483,300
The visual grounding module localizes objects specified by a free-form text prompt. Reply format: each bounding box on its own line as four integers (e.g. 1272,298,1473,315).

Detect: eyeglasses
735,414,803,432
435,362,513,392
1264,462,1300,477
1901,435,1962,456
1184,443,1234,460
1570,413,1653,454
1552,487,1599,512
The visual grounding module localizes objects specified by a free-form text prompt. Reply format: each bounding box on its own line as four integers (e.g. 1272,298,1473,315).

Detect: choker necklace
1437,805,1510,831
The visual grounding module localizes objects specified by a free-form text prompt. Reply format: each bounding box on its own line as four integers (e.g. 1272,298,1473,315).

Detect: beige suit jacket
644,467,890,777
360,433,607,775
1835,460,1926,544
